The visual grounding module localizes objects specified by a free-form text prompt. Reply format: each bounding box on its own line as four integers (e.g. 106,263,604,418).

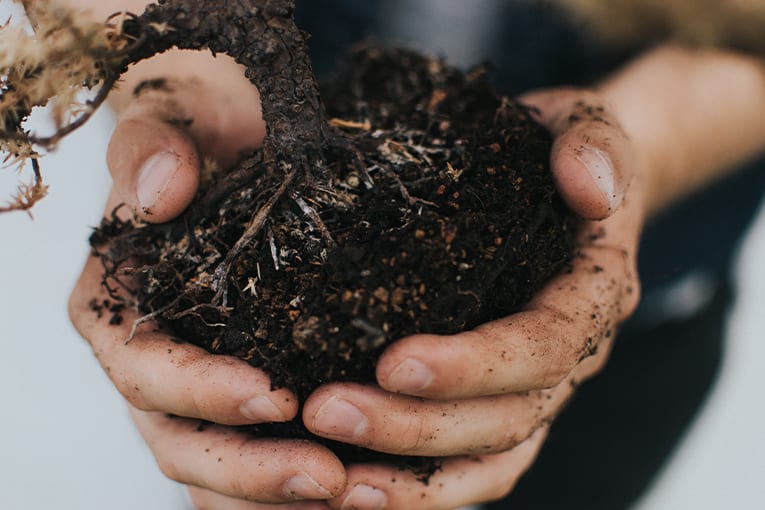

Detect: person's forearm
56,0,255,114
601,45,765,217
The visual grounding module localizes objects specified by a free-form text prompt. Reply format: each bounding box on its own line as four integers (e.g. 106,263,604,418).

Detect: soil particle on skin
91,47,577,468
89,298,125,324
132,77,171,97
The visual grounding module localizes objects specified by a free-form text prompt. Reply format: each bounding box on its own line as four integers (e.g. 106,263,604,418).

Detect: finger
131,408,346,504
376,191,642,400
304,381,555,457
69,251,296,425
107,76,264,222
328,427,548,510
305,334,608,458
187,487,332,510
520,88,634,220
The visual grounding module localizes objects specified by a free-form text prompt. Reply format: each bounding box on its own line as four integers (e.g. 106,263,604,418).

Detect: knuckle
538,372,566,390
532,307,583,388
188,493,212,510
538,359,572,389
399,413,430,454
186,488,207,510
66,288,86,335
109,370,154,410
486,477,517,502
185,388,210,421
116,380,150,410
224,476,252,502
67,279,104,345
155,453,185,484
497,427,527,453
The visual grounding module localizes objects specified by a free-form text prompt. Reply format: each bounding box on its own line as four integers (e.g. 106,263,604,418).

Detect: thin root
123,295,184,344
290,192,337,248
211,165,299,305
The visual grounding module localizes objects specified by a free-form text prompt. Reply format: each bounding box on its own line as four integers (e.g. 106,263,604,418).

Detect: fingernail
240,396,287,423
387,358,433,392
341,484,387,510
576,146,620,210
137,152,179,210
283,471,333,500
312,397,367,439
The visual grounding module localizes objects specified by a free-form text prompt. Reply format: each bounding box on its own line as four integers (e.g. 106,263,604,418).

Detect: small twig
166,303,232,329
183,213,203,255
379,165,438,209
0,73,120,150
124,295,184,344
192,155,264,221
97,11,148,58
290,192,337,248
167,303,233,320
329,118,371,131
99,266,129,303
350,318,387,350
328,134,374,188
242,276,259,297
350,318,385,337
104,270,136,300
123,312,158,345
0,158,48,215
31,158,42,182
36,72,119,148
97,30,149,59
355,159,375,190
267,226,281,271
212,165,299,305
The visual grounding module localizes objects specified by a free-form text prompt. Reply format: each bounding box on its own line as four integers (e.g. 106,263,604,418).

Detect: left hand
297,88,643,510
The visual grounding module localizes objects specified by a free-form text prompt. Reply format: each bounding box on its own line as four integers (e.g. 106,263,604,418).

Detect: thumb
107,77,264,223
108,115,200,223
520,88,634,220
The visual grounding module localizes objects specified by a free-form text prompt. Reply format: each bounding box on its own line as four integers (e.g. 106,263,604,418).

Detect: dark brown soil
92,45,576,469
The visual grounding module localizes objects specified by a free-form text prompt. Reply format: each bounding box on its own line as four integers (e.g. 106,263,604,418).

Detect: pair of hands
68,75,642,509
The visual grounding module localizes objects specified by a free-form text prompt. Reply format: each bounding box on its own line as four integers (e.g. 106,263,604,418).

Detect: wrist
600,44,765,218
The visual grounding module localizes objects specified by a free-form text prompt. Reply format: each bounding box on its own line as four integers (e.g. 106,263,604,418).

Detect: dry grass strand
0,0,132,213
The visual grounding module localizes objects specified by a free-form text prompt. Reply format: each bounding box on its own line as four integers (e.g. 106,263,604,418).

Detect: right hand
69,65,347,508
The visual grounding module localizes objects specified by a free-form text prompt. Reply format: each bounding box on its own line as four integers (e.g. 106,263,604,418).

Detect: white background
0,93,186,508
1,2,764,509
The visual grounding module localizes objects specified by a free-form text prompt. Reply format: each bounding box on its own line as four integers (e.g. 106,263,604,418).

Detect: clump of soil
92,45,576,468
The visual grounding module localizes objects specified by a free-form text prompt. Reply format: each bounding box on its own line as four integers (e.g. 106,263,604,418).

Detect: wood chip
329,118,371,130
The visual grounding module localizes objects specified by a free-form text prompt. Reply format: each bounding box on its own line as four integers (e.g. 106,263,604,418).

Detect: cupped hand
70,244,346,506
300,88,643,509
69,67,346,506
72,75,640,508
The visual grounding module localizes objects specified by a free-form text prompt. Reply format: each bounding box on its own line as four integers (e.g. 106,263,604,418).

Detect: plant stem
125,0,328,159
